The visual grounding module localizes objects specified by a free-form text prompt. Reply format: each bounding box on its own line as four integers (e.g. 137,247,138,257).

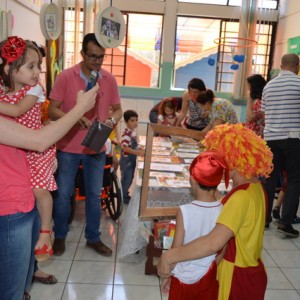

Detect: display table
118,128,231,261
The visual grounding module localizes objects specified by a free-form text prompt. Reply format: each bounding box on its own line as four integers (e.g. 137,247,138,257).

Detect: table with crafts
118,135,196,258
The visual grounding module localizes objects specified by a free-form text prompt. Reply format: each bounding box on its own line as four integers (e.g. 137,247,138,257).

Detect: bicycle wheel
68,189,76,224
106,171,123,220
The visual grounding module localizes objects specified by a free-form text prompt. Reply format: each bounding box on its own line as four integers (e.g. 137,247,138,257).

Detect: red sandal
34,230,53,262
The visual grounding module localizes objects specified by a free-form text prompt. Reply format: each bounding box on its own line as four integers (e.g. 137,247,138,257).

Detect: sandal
33,274,58,284
34,230,53,262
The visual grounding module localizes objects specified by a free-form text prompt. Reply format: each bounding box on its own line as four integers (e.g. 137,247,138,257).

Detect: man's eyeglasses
85,53,107,62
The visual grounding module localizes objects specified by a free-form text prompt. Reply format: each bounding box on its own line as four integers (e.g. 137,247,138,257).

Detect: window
178,0,278,9
62,0,277,94
103,13,163,87
174,16,273,92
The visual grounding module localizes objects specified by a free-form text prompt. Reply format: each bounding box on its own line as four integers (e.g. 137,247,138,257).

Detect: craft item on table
139,136,173,148
176,148,199,153
138,162,184,172
150,171,176,178
139,156,181,164
177,152,200,158
184,158,194,164
156,176,190,188
170,135,198,144
151,150,172,156
177,143,199,149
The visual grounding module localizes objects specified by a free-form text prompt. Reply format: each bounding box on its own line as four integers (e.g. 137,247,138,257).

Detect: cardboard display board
94,6,125,48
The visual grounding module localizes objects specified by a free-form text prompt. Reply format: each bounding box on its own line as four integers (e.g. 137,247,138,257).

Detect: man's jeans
264,138,300,225
53,151,106,242
0,206,39,300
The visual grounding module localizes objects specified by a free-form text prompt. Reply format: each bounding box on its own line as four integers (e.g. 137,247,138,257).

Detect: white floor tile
114,260,160,285
281,268,300,289
37,260,73,282
62,283,113,300
113,284,162,300
268,250,300,268
265,289,300,300
30,283,65,300
266,267,294,289
68,261,115,284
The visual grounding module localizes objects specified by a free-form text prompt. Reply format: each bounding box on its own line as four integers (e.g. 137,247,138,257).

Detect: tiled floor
30,201,300,300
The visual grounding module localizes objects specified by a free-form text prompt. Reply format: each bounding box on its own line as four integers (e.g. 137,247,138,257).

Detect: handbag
81,119,113,153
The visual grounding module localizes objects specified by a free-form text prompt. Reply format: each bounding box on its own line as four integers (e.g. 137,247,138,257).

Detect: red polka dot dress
0,84,57,191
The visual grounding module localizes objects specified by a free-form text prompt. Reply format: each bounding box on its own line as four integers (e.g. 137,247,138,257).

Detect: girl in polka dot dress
0,37,55,261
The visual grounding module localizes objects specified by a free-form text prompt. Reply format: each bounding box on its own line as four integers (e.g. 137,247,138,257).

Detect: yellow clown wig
203,123,273,179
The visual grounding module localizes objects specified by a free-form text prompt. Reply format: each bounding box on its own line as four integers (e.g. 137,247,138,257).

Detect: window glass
174,17,221,90
102,13,163,87
174,17,273,92
179,0,278,9
178,0,228,4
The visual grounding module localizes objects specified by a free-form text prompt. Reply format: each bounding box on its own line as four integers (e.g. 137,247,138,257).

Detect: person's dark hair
198,183,218,191
124,110,138,122
196,89,215,105
158,98,177,116
187,78,206,92
82,33,105,53
246,74,267,100
31,41,46,58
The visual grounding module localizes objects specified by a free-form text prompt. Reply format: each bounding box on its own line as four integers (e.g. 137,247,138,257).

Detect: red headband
190,150,229,188
1,36,26,64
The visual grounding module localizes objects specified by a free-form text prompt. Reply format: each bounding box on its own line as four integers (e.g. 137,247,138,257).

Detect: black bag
81,119,113,153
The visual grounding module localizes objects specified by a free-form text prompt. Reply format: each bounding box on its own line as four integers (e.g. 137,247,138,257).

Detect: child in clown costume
158,123,273,300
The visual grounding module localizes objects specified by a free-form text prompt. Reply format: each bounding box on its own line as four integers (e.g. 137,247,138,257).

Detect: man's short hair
82,33,105,53
281,53,299,67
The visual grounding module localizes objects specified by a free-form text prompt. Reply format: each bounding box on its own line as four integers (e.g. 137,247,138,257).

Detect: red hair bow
1,36,26,63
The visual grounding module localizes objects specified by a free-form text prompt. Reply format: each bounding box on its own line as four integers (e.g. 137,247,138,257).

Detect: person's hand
104,118,114,128
137,149,145,157
161,278,171,294
78,116,92,129
201,110,209,118
157,251,174,279
76,85,98,113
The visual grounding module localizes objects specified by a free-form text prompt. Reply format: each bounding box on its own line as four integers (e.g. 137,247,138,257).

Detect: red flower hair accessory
1,36,26,64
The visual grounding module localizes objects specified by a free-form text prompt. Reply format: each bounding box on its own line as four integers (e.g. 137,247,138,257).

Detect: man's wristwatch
108,117,117,126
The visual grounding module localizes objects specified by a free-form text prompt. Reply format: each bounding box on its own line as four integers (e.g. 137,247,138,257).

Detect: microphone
86,70,99,91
